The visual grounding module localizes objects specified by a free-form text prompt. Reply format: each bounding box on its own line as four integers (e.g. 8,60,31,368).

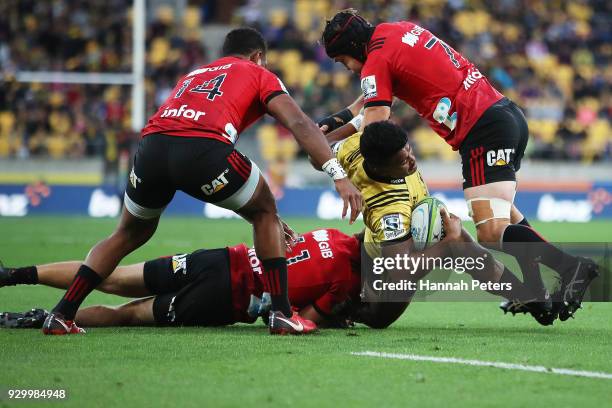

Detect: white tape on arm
322,158,348,180
348,114,364,131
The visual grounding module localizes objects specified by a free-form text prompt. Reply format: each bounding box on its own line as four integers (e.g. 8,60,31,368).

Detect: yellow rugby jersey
333,132,429,244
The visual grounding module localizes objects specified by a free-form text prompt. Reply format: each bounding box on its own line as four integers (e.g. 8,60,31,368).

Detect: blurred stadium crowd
0,0,610,172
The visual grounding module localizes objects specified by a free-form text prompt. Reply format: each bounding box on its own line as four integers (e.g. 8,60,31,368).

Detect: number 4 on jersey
190,73,227,101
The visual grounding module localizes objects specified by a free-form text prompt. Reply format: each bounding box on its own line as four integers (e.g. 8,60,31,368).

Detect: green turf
1,217,611,407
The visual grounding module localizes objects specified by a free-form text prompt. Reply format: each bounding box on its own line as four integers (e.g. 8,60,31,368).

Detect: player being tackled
318,9,600,321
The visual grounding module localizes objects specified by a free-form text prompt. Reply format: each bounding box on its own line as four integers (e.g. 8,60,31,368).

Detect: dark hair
360,121,408,166
322,9,374,62
222,27,267,57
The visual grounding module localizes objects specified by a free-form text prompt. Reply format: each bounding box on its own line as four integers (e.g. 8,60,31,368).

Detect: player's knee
97,279,118,294
467,197,512,243
240,182,278,220
114,221,156,248
475,221,508,244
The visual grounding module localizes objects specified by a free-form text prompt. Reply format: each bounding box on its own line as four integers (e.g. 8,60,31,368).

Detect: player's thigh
171,138,262,212
151,249,235,326
124,134,176,220
142,248,221,295
116,297,156,326
100,262,150,297
459,98,528,191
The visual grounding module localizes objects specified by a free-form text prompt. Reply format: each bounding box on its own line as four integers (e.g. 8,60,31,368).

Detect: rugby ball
410,197,447,250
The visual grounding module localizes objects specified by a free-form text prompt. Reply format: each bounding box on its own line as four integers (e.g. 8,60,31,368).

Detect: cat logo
486,149,515,166
171,254,187,275
201,169,229,195
129,167,141,189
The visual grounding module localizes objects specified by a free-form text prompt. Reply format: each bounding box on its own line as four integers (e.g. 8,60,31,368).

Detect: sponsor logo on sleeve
361,75,378,100
381,213,407,240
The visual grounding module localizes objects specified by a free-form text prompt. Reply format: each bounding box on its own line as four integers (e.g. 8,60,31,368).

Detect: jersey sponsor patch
381,213,407,241
129,167,142,189
171,254,188,275
160,104,206,121
486,148,515,166
401,25,425,47
361,75,378,100
201,169,230,195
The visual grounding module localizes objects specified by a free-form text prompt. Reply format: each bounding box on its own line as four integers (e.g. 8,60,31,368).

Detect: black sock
489,267,534,301
262,257,291,317
512,218,548,298
52,265,103,320
502,222,578,278
4,266,38,285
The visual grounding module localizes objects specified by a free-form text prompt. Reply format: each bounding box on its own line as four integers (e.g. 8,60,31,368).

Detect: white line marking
351,351,612,380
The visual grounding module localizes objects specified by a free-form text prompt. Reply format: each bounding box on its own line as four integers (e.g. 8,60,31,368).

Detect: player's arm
360,56,393,127
363,105,391,127
298,305,332,326
318,95,364,134
383,208,463,279
299,305,351,328
297,276,355,328
356,209,463,328
324,118,363,145
267,94,363,222
323,97,392,145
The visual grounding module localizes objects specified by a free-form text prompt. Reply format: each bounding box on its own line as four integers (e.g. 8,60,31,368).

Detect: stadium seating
0,0,609,168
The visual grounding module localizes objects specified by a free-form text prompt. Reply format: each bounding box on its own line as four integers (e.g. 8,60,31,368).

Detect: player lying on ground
319,9,599,321
41,27,362,336
319,120,560,326
1,229,363,331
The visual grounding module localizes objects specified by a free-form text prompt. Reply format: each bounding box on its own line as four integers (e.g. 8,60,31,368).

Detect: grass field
1,217,611,407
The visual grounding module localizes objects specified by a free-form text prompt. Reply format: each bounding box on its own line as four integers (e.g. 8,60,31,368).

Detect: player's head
360,121,417,178
322,9,373,74
222,27,267,66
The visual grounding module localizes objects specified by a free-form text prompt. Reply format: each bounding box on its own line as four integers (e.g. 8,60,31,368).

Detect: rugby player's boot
42,312,85,335
557,257,600,321
500,300,528,315
500,292,557,326
268,311,317,335
0,309,48,329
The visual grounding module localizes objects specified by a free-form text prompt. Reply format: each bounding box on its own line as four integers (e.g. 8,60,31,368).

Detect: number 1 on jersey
174,78,193,98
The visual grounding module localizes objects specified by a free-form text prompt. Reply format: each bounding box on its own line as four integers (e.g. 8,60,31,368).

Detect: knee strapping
467,197,512,226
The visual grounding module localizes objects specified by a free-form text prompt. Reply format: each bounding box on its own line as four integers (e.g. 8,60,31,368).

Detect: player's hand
440,207,461,242
334,178,362,224
318,109,353,134
279,217,298,250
